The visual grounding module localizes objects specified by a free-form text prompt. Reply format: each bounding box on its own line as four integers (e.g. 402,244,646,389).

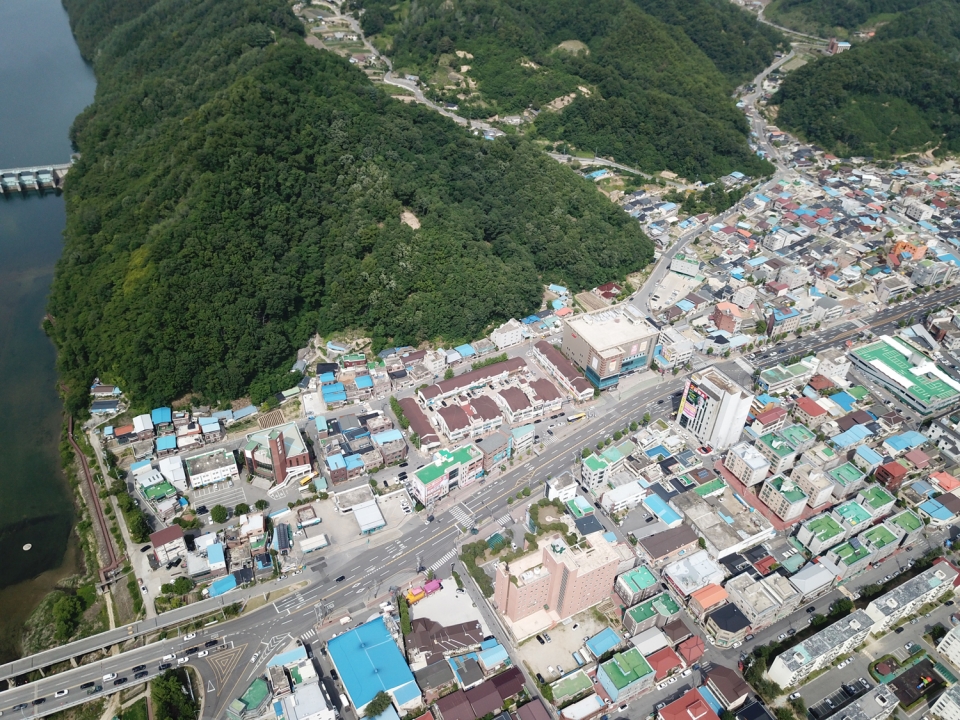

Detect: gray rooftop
865,565,957,619
777,610,874,673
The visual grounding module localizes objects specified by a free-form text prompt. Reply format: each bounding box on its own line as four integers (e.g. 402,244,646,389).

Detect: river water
0,0,96,662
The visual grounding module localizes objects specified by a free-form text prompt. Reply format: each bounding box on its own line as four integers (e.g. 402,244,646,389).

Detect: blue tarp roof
455,344,476,357
355,375,374,389
345,454,364,470
328,618,420,709
151,407,172,424
156,436,177,451
322,382,345,395
323,390,348,404
209,575,238,597
320,372,338,384
585,627,621,658
208,543,225,565
830,392,856,412
920,499,955,522
372,429,404,444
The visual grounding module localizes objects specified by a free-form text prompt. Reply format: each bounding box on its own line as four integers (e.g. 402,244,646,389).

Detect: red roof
150,525,184,548
807,374,835,391
659,689,721,720
648,647,684,680
795,397,826,417
931,471,960,492
754,407,786,426
754,556,777,576
905,449,929,468
677,636,705,664
880,461,908,479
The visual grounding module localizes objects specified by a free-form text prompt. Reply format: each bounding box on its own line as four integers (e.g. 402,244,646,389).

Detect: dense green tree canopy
765,0,927,35
53,0,655,412
363,0,780,179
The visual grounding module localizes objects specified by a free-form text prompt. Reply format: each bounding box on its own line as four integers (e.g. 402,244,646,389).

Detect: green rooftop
835,501,872,528
858,485,895,512
601,441,635,465
863,525,897,549
831,540,873,566
627,592,681,623
599,648,654,690
889,510,923,533
804,514,844,542
415,445,482,484
695,478,726,497
760,433,796,457
551,669,593,699
566,497,594,519
760,362,810,387
239,678,269,708
143,481,177,501
768,475,807,503
583,455,608,473
847,386,869,401
852,338,960,405
781,424,815,447
619,567,657,593
828,462,863,487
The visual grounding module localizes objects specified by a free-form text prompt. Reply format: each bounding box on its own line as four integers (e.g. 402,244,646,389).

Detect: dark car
895,627,905,634
788,629,796,636
330,669,339,680
427,515,435,522
536,635,545,645
158,663,172,671
134,671,149,680
335,575,346,583
536,673,546,684
399,462,408,468
113,678,128,686
657,399,664,404
80,682,95,690
806,606,816,613
547,430,553,436
186,647,199,655
205,639,219,647
132,665,146,673
172,558,182,567
196,505,209,515
87,686,102,695
13,704,28,710
140,545,151,553
33,699,46,706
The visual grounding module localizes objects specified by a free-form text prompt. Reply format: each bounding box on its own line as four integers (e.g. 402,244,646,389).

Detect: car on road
250,653,260,664
905,643,914,650
80,683,95,690
806,606,816,613
196,505,208,515
656,703,666,711
619,705,629,712
543,633,551,643
87,687,102,695
197,651,209,658
788,629,796,636
159,663,171,671
54,690,68,698
184,633,197,641
140,545,151,553
133,665,146,673
789,694,800,700
335,575,346,583
177,657,189,665
399,463,408,468
745,634,754,641
161,654,175,662
668,677,677,684
536,673,545,684
11,705,27,712
778,633,787,640
113,678,128,686
102,674,117,682
186,646,199,655
895,627,905,634
205,639,219,647
657,400,664,404
32,699,45,706
536,635,545,645
134,671,149,680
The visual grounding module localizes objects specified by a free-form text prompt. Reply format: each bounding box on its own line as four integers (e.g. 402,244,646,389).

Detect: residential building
615,566,659,606
671,253,700,277
759,475,808,521
860,523,904,564
887,510,924,547
874,461,909,492
725,442,770,487
491,319,524,350
477,431,513,472
756,432,797,475
751,407,788,436
820,538,875,580
532,341,594,402
673,485,776,559
937,625,960,669
712,303,743,334
417,358,526,407
636,525,700,567
834,500,873,534
601,482,646,514
800,443,842,472
794,397,828,428
857,485,896,518
410,445,484,505
658,326,695,367
732,286,757,309
706,667,751,710
185,449,240,488
827,686,898,720
372,429,408,465
677,368,753,450
581,441,635,489
493,533,627,638
766,610,874,687
816,349,852,386
829,463,868,499
597,648,655,702
546,473,578,503
875,276,913,304
243,423,311,486
912,259,955,287
791,464,836,508
789,562,837,602
659,690,720,720
796,513,847,555
726,573,800,628
758,357,820,394
663,551,725,597
688,584,728,620
864,564,958,632
767,306,801,336
561,306,659,389
150,525,187,565
623,593,682,635
931,685,960,720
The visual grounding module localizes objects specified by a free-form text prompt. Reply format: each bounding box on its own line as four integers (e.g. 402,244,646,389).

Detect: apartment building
800,443,842,472
705,604,752,647
185,448,240,488
713,303,743,334
864,564,958,633
724,443,770,487
816,348,852,385
751,407,787,436
796,513,847,555
658,326,695,367
790,464,836,508
561,306,659,389
756,433,798,475
937,625,960,668
677,368,753,450
493,533,626,639
759,475,808,521
532,341,594,401
597,648,656,702
615,566,659,607
417,357,526,408
623,592,683,635
857,485,897,519
820,537,875,580
932,685,960,720
727,573,800,628
766,610,874,688
794,397,829,429
491,318,524,350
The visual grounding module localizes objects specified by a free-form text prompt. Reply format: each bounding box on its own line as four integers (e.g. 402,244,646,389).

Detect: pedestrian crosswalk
429,550,458,572
497,514,512,527
301,628,317,640
450,504,473,528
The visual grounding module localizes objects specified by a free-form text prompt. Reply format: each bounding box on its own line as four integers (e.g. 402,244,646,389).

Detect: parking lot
808,678,871,719
191,483,248,508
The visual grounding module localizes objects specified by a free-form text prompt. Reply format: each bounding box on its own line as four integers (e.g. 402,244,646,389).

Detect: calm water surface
0,0,96,661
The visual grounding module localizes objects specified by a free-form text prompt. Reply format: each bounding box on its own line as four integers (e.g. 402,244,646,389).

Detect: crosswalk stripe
497,514,512,527
429,550,457,572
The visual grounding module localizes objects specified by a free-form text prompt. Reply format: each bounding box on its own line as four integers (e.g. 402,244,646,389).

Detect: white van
339,694,350,709
102,673,117,682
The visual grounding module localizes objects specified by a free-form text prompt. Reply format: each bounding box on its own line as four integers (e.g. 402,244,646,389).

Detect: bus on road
567,413,586,423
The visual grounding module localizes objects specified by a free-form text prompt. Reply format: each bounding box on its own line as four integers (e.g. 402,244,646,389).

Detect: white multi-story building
864,564,958,632
791,464,836,508
676,368,753,450
731,285,757,309
937,626,960,670
816,348,852,386
658,326,694,367
766,610,874,688
491,318,524,350
933,685,960,720
670,253,700,277
185,449,240,488
759,475,808,521
724,442,770,486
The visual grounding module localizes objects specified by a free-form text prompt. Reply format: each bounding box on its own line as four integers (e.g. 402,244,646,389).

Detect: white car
250,653,260,664
177,657,189,664
54,690,68,698
668,677,677,684
102,673,117,682
657,682,667,690
681,669,692,678
197,651,209,658
184,633,197,641
162,654,176,662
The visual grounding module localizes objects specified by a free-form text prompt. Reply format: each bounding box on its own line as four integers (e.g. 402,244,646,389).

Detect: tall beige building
494,533,629,640
561,306,659,390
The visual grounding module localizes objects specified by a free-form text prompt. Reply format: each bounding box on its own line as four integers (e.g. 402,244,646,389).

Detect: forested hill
360,0,782,180
771,2,960,158
51,0,654,413
764,0,927,37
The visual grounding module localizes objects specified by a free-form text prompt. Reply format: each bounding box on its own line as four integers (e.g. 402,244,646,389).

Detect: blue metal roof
372,429,404,444
328,618,420,709
233,405,256,420
327,454,346,471
151,407,172,424
208,543,225,565
585,627,621,658
855,446,884,466
209,575,238,597
455,344,476,357
355,375,374,389
830,392,855,412
156,436,177,451
344,454,364,470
